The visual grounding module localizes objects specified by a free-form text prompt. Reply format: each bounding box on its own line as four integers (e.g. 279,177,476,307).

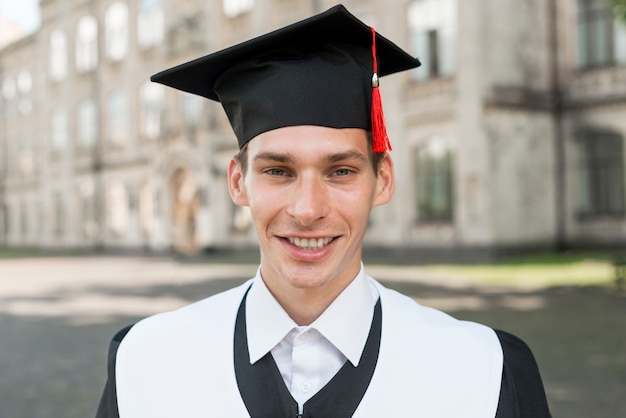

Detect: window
4,134,15,176
49,29,68,81
106,181,129,235
415,138,454,222
17,71,32,94
20,201,28,239
6,202,14,237
578,131,625,216
139,81,164,139
2,76,15,100
18,133,34,176
139,181,155,234
77,98,98,149
223,0,254,18
76,16,98,73
79,181,97,238
180,92,202,129
577,0,626,68
408,0,457,81
105,2,129,62
138,0,164,50
2,203,8,237
16,71,32,115
51,108,68,151
107,90,129,145
53,192,65,237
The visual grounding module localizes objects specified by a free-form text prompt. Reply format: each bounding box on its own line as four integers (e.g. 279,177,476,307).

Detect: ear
227,157,249,206
373,153,395,207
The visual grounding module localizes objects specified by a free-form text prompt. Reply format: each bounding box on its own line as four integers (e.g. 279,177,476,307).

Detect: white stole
116,278,502,417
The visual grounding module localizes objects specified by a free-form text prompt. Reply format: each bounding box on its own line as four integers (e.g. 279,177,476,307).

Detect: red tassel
370,26,391,153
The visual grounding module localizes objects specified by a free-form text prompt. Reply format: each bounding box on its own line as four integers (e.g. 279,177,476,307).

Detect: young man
97,5,551,417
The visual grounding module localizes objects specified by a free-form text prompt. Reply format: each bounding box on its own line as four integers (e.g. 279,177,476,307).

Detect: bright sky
0,0,40,33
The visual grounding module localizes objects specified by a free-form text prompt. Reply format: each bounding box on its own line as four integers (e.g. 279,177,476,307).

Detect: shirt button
301,382,311,393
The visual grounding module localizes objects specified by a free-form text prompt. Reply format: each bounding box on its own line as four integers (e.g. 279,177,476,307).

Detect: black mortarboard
151,4,420,151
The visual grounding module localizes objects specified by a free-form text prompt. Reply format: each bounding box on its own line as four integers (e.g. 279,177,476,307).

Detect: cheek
332,188,375,218
245,183,284,217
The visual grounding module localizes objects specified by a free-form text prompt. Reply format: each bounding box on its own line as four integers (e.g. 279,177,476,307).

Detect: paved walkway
0,255,623,417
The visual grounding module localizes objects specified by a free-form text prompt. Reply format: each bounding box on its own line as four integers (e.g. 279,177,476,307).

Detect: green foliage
613,0,626,22
426,251,616,288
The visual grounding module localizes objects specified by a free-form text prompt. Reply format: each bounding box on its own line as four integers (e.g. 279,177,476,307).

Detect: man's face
228,125,394,298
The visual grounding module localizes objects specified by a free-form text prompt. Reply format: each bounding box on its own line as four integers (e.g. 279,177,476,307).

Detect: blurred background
0,0,625,417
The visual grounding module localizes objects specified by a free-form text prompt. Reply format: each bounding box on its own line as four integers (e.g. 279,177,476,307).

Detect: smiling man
229,126,393,326
97,5,551,418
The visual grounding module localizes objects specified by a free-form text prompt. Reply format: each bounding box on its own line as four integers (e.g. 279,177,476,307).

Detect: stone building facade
0,0,624,256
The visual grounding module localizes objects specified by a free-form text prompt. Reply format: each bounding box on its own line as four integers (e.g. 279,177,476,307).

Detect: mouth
287,237,334,250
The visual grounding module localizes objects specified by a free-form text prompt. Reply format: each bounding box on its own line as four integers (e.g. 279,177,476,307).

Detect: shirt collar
246,264,378,367
246,267,296,364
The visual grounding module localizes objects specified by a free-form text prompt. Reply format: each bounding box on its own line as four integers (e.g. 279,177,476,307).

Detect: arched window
107,90,129,145
76,16,98,73
223,0,254,18
106,181,129,235
51,108,68,151
139,81,164,139
180,92,202,130
77,98,98,148
49,29,68,81
105,2,129,62
138,0,164,50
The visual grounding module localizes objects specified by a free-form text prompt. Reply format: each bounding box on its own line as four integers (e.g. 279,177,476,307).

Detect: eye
265,168,287,176
333,168,352,177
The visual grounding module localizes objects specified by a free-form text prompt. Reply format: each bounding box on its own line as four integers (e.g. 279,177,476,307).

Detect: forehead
246,125,371,158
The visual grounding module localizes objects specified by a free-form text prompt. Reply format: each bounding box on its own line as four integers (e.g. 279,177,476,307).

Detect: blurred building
0,0,624,257
0,12,26,49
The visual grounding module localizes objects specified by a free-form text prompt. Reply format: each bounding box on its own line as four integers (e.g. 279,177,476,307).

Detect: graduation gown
96,278,551,418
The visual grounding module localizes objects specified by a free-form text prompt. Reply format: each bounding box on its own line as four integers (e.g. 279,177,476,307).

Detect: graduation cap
151,4,420,152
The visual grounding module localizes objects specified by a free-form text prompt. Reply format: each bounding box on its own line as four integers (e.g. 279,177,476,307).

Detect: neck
275,288,337,326
260,269,360,326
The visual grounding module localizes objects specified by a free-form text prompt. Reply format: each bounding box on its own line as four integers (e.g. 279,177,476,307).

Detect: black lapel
301,298,381,418
234,286,298,418
234,287,382,418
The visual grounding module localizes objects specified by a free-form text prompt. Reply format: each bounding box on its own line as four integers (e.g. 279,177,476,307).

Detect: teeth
288,237,332,250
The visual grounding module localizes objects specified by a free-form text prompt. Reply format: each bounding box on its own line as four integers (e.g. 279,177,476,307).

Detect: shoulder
366,278,504,416
373,278,498,341
121,279,251,345
495,330,552,417
496,329,538,364
109,281,253,416
373,277,503,371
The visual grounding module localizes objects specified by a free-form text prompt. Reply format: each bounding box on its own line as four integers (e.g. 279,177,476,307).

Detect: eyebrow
252,152,296,164
252,150,368,165
321,150,369,165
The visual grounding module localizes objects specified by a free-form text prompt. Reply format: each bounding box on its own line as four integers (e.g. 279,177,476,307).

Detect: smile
288,237,333,250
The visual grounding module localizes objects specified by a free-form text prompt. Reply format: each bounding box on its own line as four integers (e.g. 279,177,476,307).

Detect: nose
285,174,329,226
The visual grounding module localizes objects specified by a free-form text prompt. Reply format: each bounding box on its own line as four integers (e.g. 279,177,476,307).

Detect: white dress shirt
245,265,379,413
